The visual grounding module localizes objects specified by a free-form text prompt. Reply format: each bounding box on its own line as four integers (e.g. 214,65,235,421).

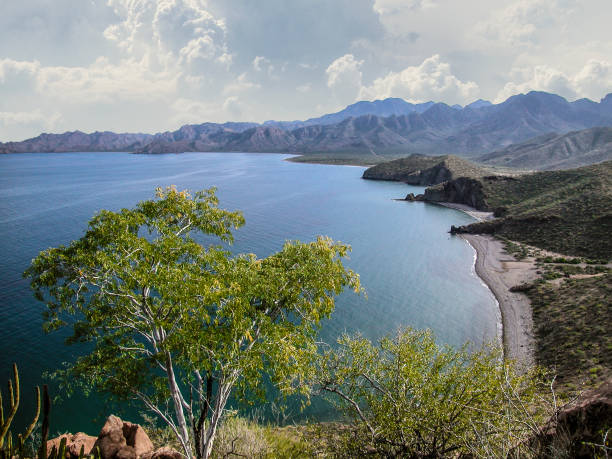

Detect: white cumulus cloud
476,0,574,48
495,59,612,102
104,0,228,71
360,55,478,104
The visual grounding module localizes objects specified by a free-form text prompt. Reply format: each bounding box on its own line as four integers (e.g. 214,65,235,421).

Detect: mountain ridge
2,91,611,158
478,126,612,170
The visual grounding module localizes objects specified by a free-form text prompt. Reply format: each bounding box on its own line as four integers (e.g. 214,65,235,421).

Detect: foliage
24,186,360,459
312,328,553,458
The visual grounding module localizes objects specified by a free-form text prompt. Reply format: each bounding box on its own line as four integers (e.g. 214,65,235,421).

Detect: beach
460,234,536,369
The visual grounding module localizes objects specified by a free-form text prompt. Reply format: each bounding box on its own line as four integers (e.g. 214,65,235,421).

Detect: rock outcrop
47,432,97,458
93,415,154,459
527,379,612,458
48,416,154,459
363,154,490,186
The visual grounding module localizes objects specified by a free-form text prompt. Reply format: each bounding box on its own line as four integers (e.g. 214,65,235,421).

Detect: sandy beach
435,201,495,222
460,234,536,369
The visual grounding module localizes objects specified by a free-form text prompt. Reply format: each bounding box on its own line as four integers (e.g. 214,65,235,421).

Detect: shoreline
460,234,535,369
434,201,495,222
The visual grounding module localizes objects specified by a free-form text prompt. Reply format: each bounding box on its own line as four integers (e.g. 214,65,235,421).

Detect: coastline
460,234,536,369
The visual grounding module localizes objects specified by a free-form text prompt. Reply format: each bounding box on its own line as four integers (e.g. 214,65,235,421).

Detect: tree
313,328,552,458
25,186,360,459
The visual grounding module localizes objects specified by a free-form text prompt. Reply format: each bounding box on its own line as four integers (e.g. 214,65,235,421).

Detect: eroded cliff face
421,177,488,209
405,177,489,212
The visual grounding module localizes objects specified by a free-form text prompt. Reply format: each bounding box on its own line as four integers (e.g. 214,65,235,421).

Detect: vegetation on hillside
362,153,493,184
498,239,612,391
450,161,612,260
527,272,612,390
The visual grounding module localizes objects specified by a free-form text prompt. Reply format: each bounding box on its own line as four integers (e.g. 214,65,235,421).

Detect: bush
312,328,554,458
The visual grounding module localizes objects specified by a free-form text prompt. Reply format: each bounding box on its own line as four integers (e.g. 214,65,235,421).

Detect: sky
0,0,611,141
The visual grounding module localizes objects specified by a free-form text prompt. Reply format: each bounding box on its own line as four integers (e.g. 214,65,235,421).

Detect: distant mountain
466,99,492,109
135,92,612,155
0,131,153,153
263,98,436,129
478,126,612,170
2,92,612,157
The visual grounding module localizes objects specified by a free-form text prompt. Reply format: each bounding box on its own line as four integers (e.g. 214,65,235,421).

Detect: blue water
0,152,497,434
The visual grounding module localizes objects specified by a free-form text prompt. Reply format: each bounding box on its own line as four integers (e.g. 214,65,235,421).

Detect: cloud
326,54,364,101
253,56,271,72
360,55,478,104
373,0,436,15
104,0,229,71
296,83,311,93
223,73,260,95
0,58,39,82
223,96,243,118
0,109,62,141
0,57,177,104
495,59,612,102
476,0,574,48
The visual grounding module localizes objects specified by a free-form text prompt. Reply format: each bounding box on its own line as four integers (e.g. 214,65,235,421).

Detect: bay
0,152,497,434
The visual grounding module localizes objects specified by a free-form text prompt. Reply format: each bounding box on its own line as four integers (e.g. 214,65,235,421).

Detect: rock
47,433,97,458
141,447,182,459
47,434,71,458
68,433,97,457
93,415,153,459
526,379,612,458
122,422,154,457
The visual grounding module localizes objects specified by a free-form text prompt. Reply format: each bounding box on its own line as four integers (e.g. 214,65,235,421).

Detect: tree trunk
200,377,236,459
165,351,194,459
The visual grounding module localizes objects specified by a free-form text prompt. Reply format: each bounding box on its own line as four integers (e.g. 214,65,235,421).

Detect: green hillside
457,161,612,260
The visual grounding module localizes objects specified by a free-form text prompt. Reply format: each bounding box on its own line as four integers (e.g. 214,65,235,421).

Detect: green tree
25,186,360,459
313,328,551,458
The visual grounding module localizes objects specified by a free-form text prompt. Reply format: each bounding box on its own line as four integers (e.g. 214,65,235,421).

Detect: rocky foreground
47,415,180,459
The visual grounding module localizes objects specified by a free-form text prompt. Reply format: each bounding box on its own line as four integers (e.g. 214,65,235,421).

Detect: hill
412,161,612,260
478,126,612,170
362,154,491,185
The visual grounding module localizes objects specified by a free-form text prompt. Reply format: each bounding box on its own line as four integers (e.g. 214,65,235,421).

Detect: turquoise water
0,152,497,434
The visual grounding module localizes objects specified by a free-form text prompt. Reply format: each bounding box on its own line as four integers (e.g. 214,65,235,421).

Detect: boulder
68,433,97,457
47,433,97,458
93,415,154,459
122,422,154,457
47,434,71,458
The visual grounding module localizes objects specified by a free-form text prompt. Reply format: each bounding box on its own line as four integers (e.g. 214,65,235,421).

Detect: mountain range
2,92,612,161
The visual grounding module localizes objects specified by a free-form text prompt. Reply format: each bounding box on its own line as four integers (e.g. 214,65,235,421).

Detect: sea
0,152,498,434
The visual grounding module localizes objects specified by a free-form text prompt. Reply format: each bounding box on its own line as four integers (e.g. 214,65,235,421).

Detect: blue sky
1,0,611,140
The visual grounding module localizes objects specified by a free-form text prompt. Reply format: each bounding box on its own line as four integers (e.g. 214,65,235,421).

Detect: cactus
0,363,20,449
0,364,43,458
38,385,50,459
